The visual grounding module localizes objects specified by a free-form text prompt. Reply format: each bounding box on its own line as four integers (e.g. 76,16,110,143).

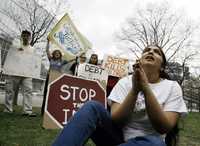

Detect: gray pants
4,76,33,114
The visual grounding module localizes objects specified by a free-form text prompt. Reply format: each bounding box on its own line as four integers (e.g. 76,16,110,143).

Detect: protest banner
42,13,101,129
102,55,129,77
48,13,92,61
43,73,106,129
3,49,41,79
77,63,108,90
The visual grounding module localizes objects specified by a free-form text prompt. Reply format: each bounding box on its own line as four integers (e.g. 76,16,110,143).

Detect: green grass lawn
0,105,59,146
178,112,200,146
0,104,200,146
0,105,94,146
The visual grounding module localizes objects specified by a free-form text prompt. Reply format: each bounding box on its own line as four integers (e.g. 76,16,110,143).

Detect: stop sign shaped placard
45,74,106,128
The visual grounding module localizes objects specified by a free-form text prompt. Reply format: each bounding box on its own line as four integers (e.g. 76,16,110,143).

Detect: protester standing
4,30,36,117
41,38,69,115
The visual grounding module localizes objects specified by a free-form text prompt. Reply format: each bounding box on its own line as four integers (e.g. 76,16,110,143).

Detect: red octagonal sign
45,74,106,128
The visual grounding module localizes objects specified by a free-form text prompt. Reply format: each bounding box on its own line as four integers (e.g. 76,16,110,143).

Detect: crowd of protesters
3,31,102,116
2,30,187,146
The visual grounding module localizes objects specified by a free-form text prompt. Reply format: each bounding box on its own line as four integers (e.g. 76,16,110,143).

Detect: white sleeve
163,82,188,116
108,77,129,105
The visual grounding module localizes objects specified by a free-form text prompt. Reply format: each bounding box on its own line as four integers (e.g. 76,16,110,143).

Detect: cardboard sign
48,13,92,61
43,73,106,129
3,49,41,79
102,55,129,77
77,63,108,90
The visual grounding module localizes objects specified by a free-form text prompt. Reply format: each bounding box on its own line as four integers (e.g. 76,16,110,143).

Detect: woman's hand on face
132,60,140,93
132,60,149,93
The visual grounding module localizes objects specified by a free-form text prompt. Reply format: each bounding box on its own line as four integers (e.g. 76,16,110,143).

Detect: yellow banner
48,13,92,61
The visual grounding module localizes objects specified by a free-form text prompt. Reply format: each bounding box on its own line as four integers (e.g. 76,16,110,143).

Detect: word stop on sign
59,84,96,102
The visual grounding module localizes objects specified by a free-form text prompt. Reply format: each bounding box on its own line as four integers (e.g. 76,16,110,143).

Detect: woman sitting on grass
52,45,187,146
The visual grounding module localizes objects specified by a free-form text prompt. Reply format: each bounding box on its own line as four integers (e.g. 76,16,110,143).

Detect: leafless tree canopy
116,2,200,84
117,2,198,62
0,0,67,46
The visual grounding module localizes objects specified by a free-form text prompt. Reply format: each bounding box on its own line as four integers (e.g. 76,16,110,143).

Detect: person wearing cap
4,30,37,117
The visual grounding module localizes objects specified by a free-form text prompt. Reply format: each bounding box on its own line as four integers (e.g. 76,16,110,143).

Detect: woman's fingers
133,59,140,70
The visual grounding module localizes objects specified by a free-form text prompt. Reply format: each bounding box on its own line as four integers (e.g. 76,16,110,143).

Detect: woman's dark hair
144,44,179,146
89,54,98,65
52,50,62,60
21,30,31,36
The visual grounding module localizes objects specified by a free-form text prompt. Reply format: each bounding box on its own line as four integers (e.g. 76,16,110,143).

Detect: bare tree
0,0,69,105
116,2,200,84
117,2,198,60
166,53,195,85
179,53,196,85
0,0,68,46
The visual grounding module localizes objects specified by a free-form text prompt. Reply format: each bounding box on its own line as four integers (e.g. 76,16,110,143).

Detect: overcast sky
59,0,199,60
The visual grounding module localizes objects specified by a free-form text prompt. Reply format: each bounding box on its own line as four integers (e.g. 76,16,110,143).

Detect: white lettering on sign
60,85,70,100
62,108,78,125
73,102,84,108
71,86,79,101
79,88,88,102
59,84,96,101
62,102,85,125
62,109,70,125
89,88,96,99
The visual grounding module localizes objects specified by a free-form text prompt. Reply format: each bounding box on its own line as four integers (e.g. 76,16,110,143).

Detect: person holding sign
4,30,36,117
46,38,69,72
41,38,70,115
52,45,187,146
41,38,82,115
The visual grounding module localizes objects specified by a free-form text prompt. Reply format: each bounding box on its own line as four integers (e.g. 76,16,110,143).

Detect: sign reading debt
102,55,129,77
77,63,108,89
3,49,41,79
43,74,106,129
